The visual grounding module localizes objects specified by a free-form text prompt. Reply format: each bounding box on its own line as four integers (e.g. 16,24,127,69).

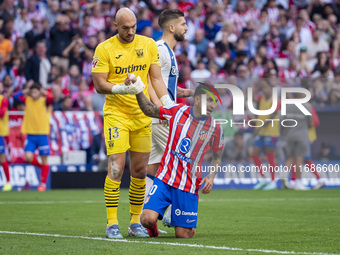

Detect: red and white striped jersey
267,8,279,22
156,104,224,195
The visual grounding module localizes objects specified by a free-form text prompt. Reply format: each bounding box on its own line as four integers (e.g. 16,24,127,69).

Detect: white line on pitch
0,197,339,205
0,230,338,255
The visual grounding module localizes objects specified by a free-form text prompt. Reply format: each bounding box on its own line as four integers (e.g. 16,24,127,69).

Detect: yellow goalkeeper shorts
104,114,152,155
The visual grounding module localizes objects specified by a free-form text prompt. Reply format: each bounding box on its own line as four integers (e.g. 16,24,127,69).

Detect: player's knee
140,212,157,228
175,228,194,238
25,153,33,163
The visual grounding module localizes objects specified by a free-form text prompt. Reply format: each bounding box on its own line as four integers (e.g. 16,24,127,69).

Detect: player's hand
124,73,137,85
199,175,214,194
125,76,145,94
160,119,169,127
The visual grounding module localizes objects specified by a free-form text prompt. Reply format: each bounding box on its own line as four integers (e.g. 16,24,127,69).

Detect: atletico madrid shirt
156,104,224,195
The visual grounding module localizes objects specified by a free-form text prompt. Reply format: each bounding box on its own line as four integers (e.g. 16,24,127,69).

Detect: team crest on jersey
171,66,179,76
107,140,114,149
92,60,99,69
135,49,143,58
199,130,208,140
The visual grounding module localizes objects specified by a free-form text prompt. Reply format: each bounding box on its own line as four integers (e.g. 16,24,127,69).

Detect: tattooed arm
199,150,222,194
136,92,160,118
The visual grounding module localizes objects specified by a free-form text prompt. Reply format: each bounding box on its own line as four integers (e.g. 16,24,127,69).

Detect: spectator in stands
14,9,32,37
136,8,152,34
312,78,328,106
190,59,211,81
2,74,13,97
24,41,51,88
62,37,91,73
279,40,297,59
0,30,12,62
317,142,338,161
49,15,76,72
61,95,72,111
312,51,330,74
241,28,256,57
89,4,105,33
24,17,46,50
297,46,312,75
278,14,291,42
204,12,221,41
186,7,202,42
51,84,63,111
236,64,252,91
255,9,270,41
45,0,60,28
11,37,29,60
306,29,330,58
72,80,91,110
223,131,251,163
191,29,209,58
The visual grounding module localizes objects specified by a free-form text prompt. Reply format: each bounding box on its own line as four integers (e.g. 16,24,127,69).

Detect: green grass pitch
0,189,339,255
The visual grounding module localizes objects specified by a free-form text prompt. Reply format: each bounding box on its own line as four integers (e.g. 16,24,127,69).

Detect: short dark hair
194,82,217,98
30,82,42,91
158,9,184,30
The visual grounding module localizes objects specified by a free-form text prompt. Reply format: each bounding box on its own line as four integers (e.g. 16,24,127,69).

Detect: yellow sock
104,176,120,227
129,176,146,225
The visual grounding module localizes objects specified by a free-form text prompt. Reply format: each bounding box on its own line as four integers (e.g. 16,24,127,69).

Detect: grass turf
0,189,339,255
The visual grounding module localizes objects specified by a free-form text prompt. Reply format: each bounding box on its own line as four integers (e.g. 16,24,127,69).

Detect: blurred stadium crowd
0,0,340,165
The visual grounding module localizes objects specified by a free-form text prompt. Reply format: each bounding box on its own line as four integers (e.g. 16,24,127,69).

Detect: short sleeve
212,124,224,151
159,104,182,120
149,39,160,66
158,44,170,69
92,43,110,73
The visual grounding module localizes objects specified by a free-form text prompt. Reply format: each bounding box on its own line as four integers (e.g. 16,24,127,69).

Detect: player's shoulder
135,34,156,45
95,36,116,51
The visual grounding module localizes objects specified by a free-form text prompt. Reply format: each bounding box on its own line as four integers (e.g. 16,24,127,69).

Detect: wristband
160,94,175,106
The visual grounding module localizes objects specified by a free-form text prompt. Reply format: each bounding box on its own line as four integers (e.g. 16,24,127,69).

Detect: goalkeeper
92,8,173,239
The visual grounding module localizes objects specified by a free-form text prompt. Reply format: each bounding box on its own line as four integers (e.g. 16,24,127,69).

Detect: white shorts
148,123,169,165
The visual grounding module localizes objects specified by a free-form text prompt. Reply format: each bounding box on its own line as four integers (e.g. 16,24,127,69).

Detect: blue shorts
0,136,5,154
305,143,312,161
253,136,278,150
143,177,198,229
24,135,51,156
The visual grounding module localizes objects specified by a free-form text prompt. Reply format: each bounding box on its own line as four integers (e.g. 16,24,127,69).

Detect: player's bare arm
200,150,222,194
148,76,163,107
136,92,160,119
92,72,115,94
177,87,193,98
93,72,144,95
149,64,174,105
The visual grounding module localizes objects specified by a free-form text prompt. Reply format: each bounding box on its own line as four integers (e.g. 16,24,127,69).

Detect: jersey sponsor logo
179,137,191,154
116,54,122,59
186,219,196,223
135,49,143,58
92,60,99,69
174,209,198,217
171,150,193,163
114,64,147,75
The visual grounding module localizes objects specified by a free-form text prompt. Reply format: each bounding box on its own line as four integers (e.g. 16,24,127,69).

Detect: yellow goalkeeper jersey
92,34,160,118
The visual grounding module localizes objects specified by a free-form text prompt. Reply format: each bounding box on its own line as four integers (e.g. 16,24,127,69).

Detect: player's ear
194,95,200,106
169,23,175,33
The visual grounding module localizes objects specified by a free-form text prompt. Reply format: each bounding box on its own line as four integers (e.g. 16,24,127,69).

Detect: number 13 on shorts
108,127,119,139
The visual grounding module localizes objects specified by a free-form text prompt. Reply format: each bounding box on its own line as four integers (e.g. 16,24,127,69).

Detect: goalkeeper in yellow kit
92,8,173,238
